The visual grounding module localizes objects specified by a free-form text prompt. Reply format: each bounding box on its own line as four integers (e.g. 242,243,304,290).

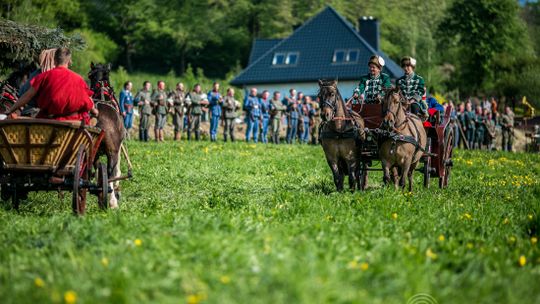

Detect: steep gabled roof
231,6,402,86
248,39,282,65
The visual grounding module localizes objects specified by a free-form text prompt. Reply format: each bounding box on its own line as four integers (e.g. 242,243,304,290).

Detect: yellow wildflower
347,260,358,269
503,218,509,225
220,275,231,284
438,235,445,242
466,243,474,249
426,248,438,260
186,293,207,304
360,262,369,271
531,237,538,245
204,147,209,154
463,213,472,220
101,257,109,267
34,277,45,288
528,214,534,221
519,255,527,267
64,290,77,304
134,239,142,247
391,213,398,220
509,236,516,244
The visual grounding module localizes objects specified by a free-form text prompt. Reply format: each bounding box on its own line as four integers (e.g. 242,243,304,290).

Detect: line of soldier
118,80,322,144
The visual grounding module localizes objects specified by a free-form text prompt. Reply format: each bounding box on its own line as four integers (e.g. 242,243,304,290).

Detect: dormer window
332,49,359,63
272,52,299,66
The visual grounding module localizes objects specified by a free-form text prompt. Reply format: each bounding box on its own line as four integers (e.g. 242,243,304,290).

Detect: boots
159,130,164,142
174,131,180,141
195,131,200,141
154,129,159,142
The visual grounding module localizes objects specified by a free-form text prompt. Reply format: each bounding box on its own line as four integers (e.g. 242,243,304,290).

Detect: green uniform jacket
187,92,206,115
396,73,425,102
169,89,186,114
354,72,392,103
151,89,168,115
501,113,514,130
270,98,287,120
135,90,153,115
222,96,240,119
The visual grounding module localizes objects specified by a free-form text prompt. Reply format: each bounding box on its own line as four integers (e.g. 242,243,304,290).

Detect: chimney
358,16,380,51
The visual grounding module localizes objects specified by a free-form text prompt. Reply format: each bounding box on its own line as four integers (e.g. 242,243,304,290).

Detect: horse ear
318,79,324,86
90,62,94,69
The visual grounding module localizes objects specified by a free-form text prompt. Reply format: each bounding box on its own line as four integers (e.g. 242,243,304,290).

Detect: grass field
0,141,539,304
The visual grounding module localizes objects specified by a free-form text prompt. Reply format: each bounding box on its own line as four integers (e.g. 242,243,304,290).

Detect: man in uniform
207,82,222,142
299,95,312,144
260,90,271,144
151,80,168,142
309,97,321,145
484,109,496,150
135,81,153,142
244,88,262,143
221,88,240,142
186,84,208,141
396,57,427,117
353,55,392,104
269,91,286,144
283,88,297,139
168,82,187,141
501,105,515,152
119,81,135,138
286,95,300,144
474,105,486,149
464,101,476,149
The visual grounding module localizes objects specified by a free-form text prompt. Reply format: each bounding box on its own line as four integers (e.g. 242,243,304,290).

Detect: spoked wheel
423,138,432,188
72,145,88,215
359,162,368,191
439,127,454,189
97,161,108,209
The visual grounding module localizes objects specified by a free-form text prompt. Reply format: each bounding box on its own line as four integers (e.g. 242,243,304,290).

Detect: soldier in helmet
151,80,168,142
221,87,240,142
352,55,392,104
168,82,187,141
186,83,209,141
135,81,153,142
396,56,427,118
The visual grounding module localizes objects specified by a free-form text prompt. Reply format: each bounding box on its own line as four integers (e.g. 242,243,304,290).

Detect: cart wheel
359,162,368,191
97,162,108,209
72,145,88,215
439,128,454,189
423,138,432,188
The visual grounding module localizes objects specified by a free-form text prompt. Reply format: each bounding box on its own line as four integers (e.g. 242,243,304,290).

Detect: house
230,6,402,99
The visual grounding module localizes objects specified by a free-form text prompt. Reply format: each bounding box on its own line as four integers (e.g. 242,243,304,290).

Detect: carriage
0,118,109,214
352,103,455,189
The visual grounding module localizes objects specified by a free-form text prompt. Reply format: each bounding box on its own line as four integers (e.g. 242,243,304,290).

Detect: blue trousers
261,116,270,143
210,115,220,141
287,118,298,144
124,112,133,130
300,120,310,143
246,117,260,143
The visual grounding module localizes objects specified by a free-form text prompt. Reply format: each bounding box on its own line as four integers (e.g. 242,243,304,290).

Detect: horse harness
91,80,120,113
318,86,365,141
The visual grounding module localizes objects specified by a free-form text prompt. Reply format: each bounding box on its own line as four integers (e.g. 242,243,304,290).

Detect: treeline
1,0,539,106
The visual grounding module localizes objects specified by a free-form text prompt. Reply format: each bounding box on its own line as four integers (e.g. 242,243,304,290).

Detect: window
332,49,360,64
272,52,299,66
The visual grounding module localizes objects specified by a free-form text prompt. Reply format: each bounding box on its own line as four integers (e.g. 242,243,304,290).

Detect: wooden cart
0,119,109,214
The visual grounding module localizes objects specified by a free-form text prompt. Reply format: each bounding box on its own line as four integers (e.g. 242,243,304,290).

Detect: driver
396,56,427,118
6,47,98,124
352,55,392,104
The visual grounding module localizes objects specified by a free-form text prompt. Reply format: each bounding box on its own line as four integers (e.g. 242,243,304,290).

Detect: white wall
244,81,358,100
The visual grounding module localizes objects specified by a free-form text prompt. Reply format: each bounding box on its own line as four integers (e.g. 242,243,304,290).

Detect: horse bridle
319,86,352,122
383,91,410,131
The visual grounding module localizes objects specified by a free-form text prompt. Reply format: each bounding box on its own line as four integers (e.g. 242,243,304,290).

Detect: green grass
0,142,539,304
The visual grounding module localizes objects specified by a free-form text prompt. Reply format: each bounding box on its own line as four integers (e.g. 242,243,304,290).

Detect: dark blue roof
231,6,402,86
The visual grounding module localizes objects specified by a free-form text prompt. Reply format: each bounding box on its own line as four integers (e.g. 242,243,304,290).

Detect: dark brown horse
88,62,128,208
380,87,427,191
318,80,366,192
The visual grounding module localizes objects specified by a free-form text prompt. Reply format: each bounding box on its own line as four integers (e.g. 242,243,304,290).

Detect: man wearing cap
353,55,392,104
397,57,427,118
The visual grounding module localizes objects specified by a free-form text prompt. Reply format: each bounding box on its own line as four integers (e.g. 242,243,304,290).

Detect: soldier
186,83,208,141
464,101,476,149
244,88,262,143
284,88,297,139
207,82,222,142
151,80,168,142
309,97,321,145
135,81,152,142
299,95,312,144
353,55,392,104
168,82,187,141
221,88,240,142
475,105,485,149
286,95,300,144
119,81,134,138
269,91,286,144
397,57,427,117
260,90,271,144
484,109,496,150
501,105,515,152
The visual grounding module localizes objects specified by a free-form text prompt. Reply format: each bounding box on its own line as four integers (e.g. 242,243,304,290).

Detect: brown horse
88,62,129,208
318,80,366,192
379,87,427,191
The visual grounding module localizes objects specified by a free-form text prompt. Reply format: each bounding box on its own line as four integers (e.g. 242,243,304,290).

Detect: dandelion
34,277,44,288
347,260,358,269
466,160,473,165
101,257,109,267
220,275,231,284
463,213,472,220
204,147,209,154
519,255,527,267
531,237,538,245
186,293,207,304
503,218,509,225
438,235,445,242
509,236,516,244
134,239,142,247
528,214,534,221
391,213,398,220
64,290,77,304
360,262,369,271
466,243,474,249
426,248,438,260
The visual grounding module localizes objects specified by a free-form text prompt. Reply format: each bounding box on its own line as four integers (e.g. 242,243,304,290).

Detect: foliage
0,143,539,303
70,29,119,76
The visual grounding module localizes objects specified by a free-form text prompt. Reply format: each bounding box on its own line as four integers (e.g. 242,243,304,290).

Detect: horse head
317,79,340,122
382,87,407,131
88,62,111,89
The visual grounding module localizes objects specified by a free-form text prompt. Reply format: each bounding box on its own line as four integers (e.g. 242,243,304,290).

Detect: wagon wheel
423,138,432,188
72,145,88,215
439,127,454,189
359,162,369,191
97,161,108,209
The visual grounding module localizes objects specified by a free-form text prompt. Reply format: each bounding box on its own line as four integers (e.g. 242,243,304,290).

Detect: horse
379,87,427,191
317,79,366,192
88,62,128,208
